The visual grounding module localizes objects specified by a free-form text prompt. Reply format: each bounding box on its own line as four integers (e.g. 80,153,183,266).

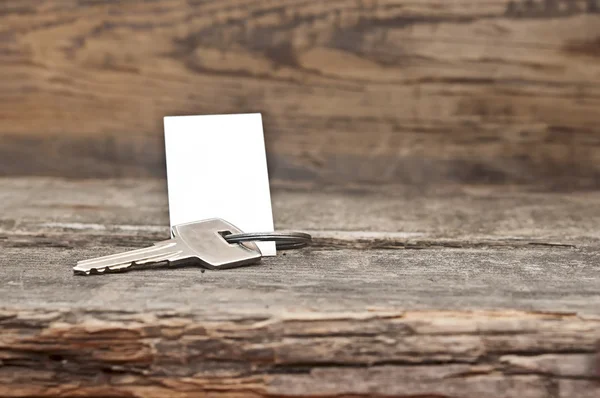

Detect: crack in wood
311,238,577,250
0,233,579,252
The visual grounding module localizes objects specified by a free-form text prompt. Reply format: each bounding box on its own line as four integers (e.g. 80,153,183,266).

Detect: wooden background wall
1,0,599,189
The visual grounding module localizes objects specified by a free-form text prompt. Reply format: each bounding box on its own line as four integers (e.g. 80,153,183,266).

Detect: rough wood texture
1,178,599,396
1,1,600,188
1,309,599,398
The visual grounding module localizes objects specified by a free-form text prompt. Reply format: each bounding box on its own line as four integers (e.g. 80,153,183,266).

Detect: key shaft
73,239,186,275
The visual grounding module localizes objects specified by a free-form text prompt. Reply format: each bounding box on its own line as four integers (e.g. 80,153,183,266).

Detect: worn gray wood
1,177,599,397
2,243,600,314
3,178,600,244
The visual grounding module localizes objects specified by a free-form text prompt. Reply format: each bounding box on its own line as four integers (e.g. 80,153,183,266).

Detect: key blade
76,241,178,265
73,241,180,275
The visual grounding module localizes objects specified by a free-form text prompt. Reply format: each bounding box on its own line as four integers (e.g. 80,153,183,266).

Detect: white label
164,113,275,255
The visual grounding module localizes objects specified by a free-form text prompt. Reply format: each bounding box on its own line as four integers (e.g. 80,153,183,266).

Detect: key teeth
73,266,131,275
74,261,115,275
73,249,182,275
73,269,90,276
74,268,93,276
73,266,105,275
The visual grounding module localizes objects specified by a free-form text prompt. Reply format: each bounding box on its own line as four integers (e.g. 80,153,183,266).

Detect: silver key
73,218,262,275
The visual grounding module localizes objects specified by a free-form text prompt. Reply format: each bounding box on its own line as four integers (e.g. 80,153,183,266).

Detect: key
73,218,262,275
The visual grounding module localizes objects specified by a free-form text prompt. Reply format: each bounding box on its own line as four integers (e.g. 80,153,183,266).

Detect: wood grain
1,309,599,398
1,177,600,396
4,177,600,245
1,1,600,188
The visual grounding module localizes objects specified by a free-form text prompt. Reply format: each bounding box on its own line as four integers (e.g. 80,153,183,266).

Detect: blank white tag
164,113,275,256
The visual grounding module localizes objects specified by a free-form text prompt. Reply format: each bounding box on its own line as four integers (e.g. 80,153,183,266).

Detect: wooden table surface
1,177,599,397
2,0,600,396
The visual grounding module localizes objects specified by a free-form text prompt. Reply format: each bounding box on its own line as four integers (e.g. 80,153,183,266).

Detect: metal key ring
224,232,312,251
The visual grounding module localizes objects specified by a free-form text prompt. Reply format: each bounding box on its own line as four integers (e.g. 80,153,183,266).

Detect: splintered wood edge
0,308,599,397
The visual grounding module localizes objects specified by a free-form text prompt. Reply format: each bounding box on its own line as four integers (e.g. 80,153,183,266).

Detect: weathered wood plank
1,1,600,187
1,177,600,396
2,177,599,315
2,242,600,314
3,178,600,244
0,178,600,314
1,309,599,397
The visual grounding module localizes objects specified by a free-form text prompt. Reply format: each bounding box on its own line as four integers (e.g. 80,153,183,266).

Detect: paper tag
164,113,275,256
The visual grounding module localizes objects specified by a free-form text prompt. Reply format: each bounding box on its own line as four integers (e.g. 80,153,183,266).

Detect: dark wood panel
1,0,600,188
